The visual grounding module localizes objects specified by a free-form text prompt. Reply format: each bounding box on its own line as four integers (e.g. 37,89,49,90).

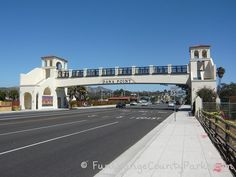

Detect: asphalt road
0,105,173,177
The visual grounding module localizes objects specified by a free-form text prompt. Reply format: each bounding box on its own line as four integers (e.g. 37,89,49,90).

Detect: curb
94,111,175,177
0,105,116,114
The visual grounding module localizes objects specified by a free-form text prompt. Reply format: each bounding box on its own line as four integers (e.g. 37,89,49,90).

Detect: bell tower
41,56,68,79
189,45,217,106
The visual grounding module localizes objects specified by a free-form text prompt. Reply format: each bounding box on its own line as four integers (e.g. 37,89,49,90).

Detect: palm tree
76,86,87,101
217,67,225,93
67,86,77,109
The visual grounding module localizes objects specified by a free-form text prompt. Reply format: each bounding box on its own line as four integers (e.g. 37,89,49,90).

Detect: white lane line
0,112,82,121
0,121,119,156
88,115,96,118
0,120,87,136
116,116,124,119
158,111,167,114
0,109,115,121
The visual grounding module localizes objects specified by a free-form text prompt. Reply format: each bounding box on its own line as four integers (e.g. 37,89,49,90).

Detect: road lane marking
138,111,147,113
0,110,114,126
158,111,167,114
130,117,162,120
0,120,87,136
0,121,119,156
0,115,87,126
88,115,96,118
116,116,124,119
0,109,115,121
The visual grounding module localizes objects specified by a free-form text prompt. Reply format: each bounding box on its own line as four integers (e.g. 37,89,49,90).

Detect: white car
168,101,175,107
130,101,138,106
141,101,149,106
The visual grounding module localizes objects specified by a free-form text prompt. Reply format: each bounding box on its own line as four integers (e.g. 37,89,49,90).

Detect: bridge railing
153,66,168,74
171,65,188,74
118,67,132,76
135,66,150,75
57,65,188,78
86,69,99,77
102,68,115,76
71,70,84,78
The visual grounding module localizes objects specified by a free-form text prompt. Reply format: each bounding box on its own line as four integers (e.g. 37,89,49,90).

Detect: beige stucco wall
20,68,45,85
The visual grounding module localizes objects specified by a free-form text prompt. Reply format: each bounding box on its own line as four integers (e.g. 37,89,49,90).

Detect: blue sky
0,0,235,91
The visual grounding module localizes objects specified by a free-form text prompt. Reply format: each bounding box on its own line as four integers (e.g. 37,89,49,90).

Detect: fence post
229,103,231,119
225,123,230,159
214,116,218,138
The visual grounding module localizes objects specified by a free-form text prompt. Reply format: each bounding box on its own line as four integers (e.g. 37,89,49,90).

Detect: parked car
116,102,126,108
130,101,138,106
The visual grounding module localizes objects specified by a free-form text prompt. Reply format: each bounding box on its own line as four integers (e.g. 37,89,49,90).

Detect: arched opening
194,50,199,58
202,50,207,58
42,87,53,107
24,92,32,109
56,62,62,70
43,87,51,95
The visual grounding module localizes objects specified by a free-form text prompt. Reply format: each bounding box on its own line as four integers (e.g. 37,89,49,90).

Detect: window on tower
202,50,207,58
194,50,199,58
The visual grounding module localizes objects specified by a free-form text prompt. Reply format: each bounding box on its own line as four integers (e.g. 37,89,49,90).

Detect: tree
75,86,87,101
67,86,88,108
196,87,217,102
0,90,6,101
219,82,236,100
217,67,225,93
67,86,77,109
8,89,19,100
177,84,190,104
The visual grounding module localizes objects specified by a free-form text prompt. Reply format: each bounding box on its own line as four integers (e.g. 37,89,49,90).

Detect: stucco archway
24,92,32,109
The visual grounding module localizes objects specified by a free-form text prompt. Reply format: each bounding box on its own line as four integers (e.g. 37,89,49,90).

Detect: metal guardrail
197,110,236,175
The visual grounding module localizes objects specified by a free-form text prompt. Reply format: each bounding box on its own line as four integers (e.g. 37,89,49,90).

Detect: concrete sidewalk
96,105,233,177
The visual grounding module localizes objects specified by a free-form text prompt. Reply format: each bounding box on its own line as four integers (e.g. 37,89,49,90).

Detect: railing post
149,65,154,75
69,69,72,78
132,66,136,75
225,123,230,157
187,64,190,73
168,64,172,74
214,116,218,138
115,66,119,76
99,67,103,76
84,68,87,77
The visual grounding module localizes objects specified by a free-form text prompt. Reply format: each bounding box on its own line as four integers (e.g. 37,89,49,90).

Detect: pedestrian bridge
20,45,217,110
56,65,189,87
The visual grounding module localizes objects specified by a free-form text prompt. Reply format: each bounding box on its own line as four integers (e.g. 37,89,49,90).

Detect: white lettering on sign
103,79,134,84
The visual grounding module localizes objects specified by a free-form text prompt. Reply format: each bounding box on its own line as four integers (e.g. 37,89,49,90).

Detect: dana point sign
103,78,135,84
